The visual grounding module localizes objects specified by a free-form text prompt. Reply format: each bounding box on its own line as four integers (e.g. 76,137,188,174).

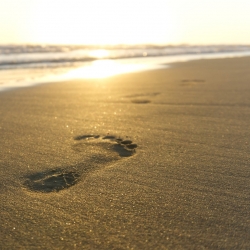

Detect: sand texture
0,57,250,249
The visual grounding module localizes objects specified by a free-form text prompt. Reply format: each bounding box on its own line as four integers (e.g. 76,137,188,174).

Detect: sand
0,57,250,249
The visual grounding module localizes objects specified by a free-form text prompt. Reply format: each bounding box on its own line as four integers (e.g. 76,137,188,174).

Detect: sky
0,0,250,45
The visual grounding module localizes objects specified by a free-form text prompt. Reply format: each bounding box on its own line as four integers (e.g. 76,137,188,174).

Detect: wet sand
0,57,250,249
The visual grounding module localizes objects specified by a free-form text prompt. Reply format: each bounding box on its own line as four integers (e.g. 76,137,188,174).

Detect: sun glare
88,50,110,58
1,0,250,45
28,0,177,45
63,60,148,79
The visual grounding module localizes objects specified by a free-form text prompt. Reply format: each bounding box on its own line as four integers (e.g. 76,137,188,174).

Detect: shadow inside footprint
126,144,137,149
24,169,80,193
74,134,100,140
102,135,116,140
131,99,151,104
120,140,133,145
112,144,135,157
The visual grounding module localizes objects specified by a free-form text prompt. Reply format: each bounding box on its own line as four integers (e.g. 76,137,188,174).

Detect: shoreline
1,51,250,93
0,56,250,249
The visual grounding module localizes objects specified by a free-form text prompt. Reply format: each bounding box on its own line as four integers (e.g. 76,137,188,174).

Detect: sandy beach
0,57,250,249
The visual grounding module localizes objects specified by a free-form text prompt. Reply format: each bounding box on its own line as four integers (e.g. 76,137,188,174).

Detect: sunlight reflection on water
63,50,250,80
88,49,110,59
63,59,163,79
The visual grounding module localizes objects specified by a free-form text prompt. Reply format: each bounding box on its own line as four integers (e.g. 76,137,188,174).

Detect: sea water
1,44,250,92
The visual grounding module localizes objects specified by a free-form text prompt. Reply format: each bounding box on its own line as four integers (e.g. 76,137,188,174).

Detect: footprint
123,92,160,104
131,99,151,104
23,135,137,193
72,134,137,157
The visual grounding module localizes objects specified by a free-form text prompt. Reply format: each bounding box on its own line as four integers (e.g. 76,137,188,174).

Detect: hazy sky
1,0,250,45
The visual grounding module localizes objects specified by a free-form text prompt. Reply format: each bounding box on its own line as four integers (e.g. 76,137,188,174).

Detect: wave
1,44,250,70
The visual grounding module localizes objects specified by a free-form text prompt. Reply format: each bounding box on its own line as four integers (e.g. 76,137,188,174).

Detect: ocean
1,44,250,92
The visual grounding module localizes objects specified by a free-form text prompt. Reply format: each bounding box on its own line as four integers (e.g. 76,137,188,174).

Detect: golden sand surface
0,57,250,249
